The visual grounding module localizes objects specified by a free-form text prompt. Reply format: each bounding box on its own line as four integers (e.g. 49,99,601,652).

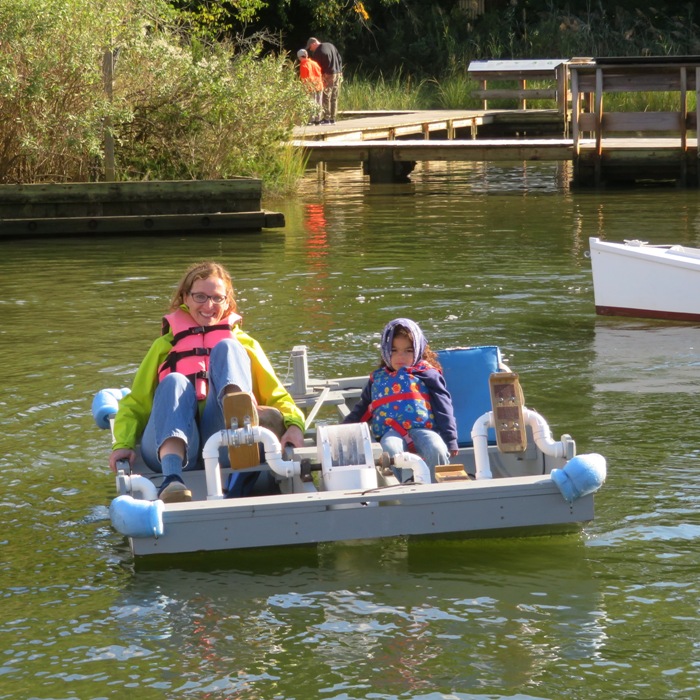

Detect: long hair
168,261,237,314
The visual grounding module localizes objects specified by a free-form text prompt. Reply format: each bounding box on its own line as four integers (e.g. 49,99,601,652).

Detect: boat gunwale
160,472,559,521
590,236,700,271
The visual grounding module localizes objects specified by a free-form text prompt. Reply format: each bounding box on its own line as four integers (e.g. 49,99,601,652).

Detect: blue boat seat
437,346,502,447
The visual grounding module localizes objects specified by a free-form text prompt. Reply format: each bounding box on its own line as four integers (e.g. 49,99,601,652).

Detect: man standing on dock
306,37,343,124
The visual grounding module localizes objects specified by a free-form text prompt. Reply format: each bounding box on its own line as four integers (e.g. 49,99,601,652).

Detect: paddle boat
92,345,606,558
589,236,700,322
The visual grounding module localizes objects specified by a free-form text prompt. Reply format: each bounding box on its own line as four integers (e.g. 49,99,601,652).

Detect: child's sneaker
158,474,192,503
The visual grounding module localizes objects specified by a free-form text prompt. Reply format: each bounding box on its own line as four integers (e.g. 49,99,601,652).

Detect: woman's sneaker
158,474,192,503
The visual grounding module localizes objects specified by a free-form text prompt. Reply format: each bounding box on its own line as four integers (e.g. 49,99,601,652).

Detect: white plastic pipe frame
470,407,573,480
110,473,162,538
391,452,432,485
203,425,300,500
117,472,159,501
110,425,436,539
203,424,434,499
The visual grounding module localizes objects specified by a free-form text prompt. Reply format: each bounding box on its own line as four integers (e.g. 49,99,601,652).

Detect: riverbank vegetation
1,0,699,190
0,0,309,190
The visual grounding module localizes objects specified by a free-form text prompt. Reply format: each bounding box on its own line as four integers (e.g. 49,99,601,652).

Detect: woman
109,261,305,502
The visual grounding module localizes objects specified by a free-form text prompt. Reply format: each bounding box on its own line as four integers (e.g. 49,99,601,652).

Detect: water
1,161,699,699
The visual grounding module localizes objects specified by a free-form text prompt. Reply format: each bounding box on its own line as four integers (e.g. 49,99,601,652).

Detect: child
343,318,459,482
297,49,323,125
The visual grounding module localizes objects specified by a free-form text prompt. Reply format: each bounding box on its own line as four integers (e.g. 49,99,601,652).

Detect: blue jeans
379,428,450,483
140,338,253,471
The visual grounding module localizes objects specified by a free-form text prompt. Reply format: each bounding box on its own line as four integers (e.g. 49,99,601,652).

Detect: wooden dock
292,109,571,183
295,110,486,141
293,137,573,182
0,179,285,239
293,108,565,142
293,58,700,186
569,56,700,186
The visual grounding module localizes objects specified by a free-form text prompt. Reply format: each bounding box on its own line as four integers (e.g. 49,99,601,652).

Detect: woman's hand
280,425,304,448
109,448,136,473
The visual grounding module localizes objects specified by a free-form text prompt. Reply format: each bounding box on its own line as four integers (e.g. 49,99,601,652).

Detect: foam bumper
110,495,164,538
551,453,607,503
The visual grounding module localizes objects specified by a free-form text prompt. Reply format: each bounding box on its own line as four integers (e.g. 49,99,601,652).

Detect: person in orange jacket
297,48,323,125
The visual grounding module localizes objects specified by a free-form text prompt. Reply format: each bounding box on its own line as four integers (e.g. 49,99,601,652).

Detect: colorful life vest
364,364,435,442
157,308,242,400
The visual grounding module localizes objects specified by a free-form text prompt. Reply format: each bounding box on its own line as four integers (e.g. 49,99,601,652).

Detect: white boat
589,236,700,321
92,345,606,558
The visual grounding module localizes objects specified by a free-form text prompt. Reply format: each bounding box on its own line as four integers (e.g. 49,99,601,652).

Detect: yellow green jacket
112,323,305,451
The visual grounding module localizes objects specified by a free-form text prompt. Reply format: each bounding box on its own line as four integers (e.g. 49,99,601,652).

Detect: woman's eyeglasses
189,292,227,305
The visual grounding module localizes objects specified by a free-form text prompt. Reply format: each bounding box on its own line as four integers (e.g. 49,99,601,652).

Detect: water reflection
592,320,700,393
106,536,605,696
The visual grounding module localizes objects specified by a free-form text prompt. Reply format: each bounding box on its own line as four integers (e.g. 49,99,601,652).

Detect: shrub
0,0,309,190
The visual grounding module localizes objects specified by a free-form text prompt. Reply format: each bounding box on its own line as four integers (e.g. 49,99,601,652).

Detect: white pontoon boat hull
126,474,592,557
95,345,605,558
589,236,700,321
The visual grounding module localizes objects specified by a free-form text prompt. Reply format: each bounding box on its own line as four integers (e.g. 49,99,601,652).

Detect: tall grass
341,74,695,114
342,70,489,111
0,0,310,192
611,91,697,112
342,71,431,111
428,73,482,109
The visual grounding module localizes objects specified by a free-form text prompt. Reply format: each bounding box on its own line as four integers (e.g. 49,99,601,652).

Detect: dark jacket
310,42,343,75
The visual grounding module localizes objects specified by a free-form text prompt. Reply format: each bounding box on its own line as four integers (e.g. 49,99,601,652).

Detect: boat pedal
489,372,527,453
435,464,472,482
222,391,262,469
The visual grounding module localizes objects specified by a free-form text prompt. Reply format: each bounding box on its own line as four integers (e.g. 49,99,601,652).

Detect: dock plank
292,104,700,185
293,109,489,142
293,138,574,164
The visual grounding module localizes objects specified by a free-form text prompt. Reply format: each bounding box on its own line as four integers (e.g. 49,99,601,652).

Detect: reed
607,91,697,112
341,71,431,111
428,73,482,110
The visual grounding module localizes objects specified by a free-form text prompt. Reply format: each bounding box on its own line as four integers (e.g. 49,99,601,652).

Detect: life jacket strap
384,417,416,452
170,322,231,345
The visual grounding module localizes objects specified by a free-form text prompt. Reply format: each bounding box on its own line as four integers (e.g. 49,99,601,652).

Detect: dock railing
569,57,700,185
467,59,570,124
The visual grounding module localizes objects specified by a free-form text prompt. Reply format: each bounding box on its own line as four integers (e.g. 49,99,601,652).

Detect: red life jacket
157,308,242,400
